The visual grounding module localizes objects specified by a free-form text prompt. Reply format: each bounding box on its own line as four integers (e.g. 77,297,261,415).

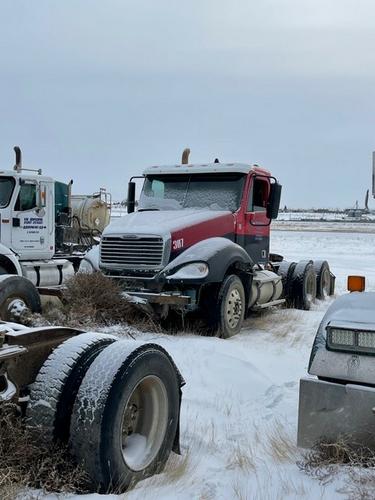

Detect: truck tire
277,261,296,306
70,341,182,492
313,260,331,299
216,274,246,338
0,275,41,322
27,332,117,444
292,260,317,310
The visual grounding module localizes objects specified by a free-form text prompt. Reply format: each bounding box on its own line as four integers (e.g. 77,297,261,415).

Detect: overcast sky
1,0,375,208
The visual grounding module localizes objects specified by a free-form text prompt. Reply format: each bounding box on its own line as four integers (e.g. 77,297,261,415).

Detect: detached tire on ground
27,332,118,443
313,260,332,299
70,341,183,493
216,274,246,338
291,260,317,310
0,275,41,322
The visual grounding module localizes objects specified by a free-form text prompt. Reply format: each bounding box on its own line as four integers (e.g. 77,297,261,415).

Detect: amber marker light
347,275,366,293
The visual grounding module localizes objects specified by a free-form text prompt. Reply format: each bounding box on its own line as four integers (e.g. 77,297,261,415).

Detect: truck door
242,175,271,264
11,179,52,259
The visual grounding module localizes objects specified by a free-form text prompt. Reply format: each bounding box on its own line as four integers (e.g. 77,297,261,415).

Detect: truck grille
100,236,164,268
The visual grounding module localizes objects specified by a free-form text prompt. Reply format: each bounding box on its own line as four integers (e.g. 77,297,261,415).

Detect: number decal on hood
172,238,184,251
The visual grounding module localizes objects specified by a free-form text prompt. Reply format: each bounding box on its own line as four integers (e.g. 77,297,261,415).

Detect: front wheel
0,275,41,322
216,274,246,338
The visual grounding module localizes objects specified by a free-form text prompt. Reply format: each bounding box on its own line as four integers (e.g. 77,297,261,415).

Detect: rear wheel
70,341,182,492
27,332,118,443
313,260,331,299
277,261,296,306
216,274,245,338
292,260,317,310
0,275,41,322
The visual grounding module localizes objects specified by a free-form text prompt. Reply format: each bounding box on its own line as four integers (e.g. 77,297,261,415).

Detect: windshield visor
139,173,245,212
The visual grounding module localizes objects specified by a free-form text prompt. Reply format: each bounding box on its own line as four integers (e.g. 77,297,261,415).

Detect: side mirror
127,181,136,214
267,182,282,220
38,183,47,208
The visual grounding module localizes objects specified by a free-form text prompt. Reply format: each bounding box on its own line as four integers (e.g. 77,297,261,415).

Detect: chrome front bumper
298,376,375,448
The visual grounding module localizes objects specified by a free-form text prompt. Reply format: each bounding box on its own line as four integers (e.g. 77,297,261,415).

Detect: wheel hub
226,288,243,328
121,375,168,471
7,298,28,321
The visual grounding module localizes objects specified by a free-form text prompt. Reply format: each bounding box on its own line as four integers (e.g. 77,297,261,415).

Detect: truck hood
104,209,232,238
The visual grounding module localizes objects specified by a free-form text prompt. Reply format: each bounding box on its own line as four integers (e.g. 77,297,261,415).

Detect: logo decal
172,238,184,251
347,355,360,377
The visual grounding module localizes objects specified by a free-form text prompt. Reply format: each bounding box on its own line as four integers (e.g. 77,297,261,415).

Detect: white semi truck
0,147,110,321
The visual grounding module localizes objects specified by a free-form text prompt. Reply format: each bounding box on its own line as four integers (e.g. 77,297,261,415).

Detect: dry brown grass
32,272,156,330
264,421,299,463
299,437,375,495
226,443,257,473
0,404,90,498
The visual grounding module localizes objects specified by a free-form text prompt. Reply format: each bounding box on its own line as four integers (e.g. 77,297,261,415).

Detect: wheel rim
320,269,331,297
121,375,168,471
225,287,243,329
4,297,28,321
305,272,316,303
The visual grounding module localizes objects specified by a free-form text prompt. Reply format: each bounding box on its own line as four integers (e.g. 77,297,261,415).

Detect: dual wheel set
278,259,334,309
26,333,184,492
212,260,334,339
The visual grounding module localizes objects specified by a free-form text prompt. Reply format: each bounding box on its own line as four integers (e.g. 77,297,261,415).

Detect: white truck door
11,178,54,260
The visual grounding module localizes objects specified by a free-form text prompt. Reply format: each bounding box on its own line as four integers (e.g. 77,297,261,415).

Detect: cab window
0,177,15,208
247,178,269,212
15,183,37,211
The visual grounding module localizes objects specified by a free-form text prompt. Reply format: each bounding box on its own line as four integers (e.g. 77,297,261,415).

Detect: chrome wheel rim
121,375,168,471
6,298,28,321
321,269,331,297
226,287,243,329
305,273,316,303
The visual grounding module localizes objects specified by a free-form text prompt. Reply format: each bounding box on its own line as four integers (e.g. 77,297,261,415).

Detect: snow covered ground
64,228,375,500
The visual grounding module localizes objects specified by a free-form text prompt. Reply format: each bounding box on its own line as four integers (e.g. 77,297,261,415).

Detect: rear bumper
298,376,375,448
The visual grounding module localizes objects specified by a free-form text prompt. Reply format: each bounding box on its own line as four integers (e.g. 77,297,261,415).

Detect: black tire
292,260,317,310
70,341,182,493
27,332,118,444
0,275,41,322
277,261,296,306
214,274,245,338
313,260,332,300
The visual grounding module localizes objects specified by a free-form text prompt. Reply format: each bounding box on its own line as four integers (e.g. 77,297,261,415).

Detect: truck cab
100,162,281,277
0,171,56,261
0,147,110,301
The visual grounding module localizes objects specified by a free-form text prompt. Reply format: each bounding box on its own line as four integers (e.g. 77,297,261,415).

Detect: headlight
78,259,95,274
330,328,355,346
167,262,209,280
358,331,375,349
327,325,375,353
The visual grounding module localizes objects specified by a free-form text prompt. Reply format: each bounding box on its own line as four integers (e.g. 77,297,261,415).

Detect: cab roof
0,169,54,183
143,162,271,176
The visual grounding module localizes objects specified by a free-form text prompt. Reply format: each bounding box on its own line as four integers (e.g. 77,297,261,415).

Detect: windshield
139,174,245,212
0,177,15,208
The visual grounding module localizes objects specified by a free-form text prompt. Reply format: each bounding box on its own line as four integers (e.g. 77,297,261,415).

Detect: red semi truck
96,150,334,337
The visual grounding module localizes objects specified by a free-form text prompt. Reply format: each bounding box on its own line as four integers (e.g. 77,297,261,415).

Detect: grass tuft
0,404,90,498
32,272,156,330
